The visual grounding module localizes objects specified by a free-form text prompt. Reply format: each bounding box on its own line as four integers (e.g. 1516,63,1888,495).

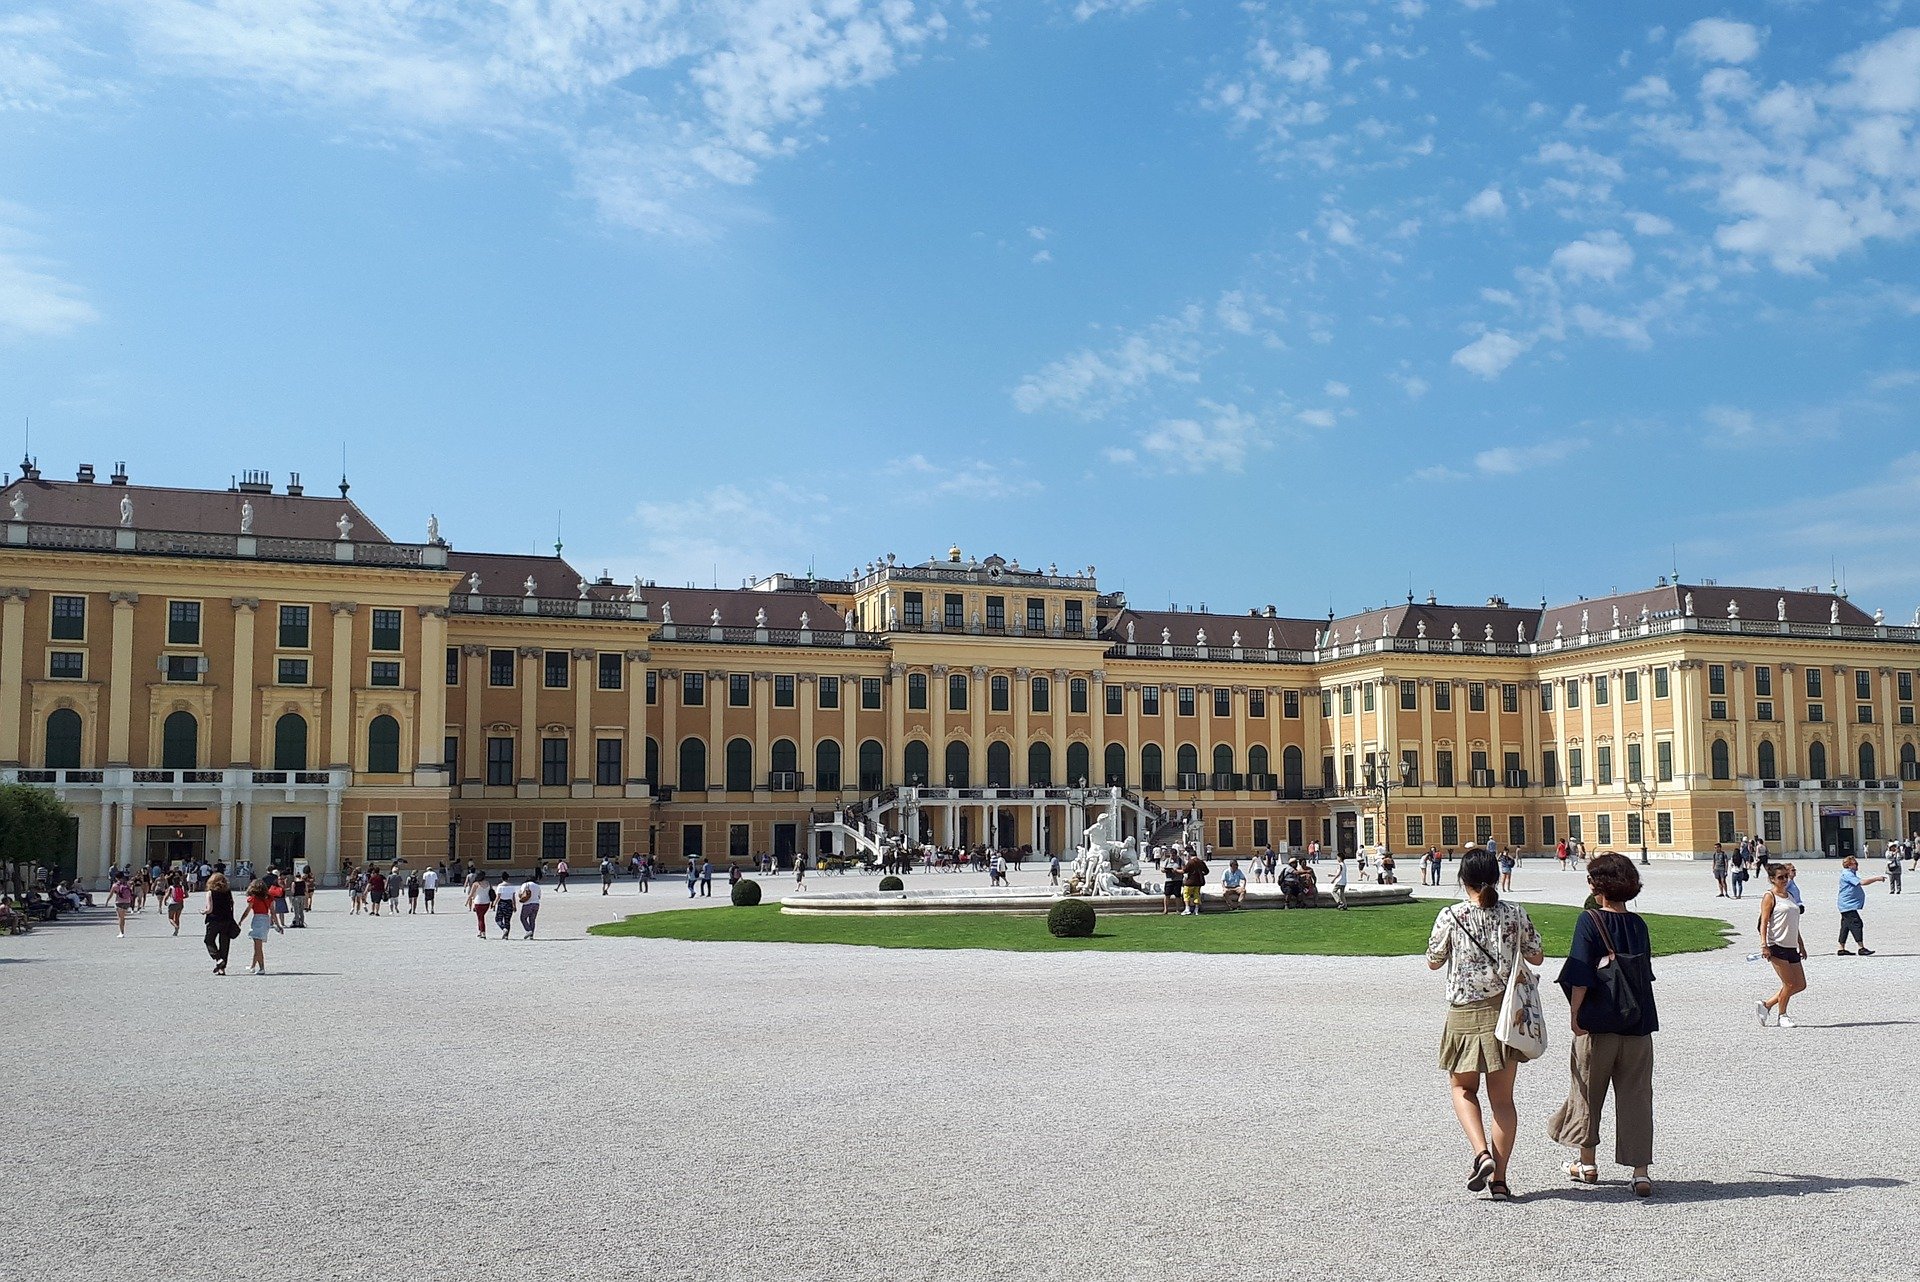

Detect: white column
95,798,114,881
116,790,134,875
324,787,343,885
218,797,235,863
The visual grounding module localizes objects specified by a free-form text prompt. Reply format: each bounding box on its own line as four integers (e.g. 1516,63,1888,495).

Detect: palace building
5,460,1917,883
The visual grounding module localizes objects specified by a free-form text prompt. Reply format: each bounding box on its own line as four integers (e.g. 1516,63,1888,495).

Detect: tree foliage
0,783,74,879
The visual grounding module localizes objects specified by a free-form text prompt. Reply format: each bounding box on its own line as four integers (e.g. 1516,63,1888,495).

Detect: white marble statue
1266,628,1275,650
1517,623,1527,643
577,579,590,599
119,495,133,527
428,514,440,543
1685,592,1695,615
1555,621,1565,640
1196,629,1207,646
843,608,854,631
523,576,536,596
1581,608,1590,633
1450,622,1461,641
887,605,899,629
1127,620,1136,643
1161,627,1171,645
1062,811,1147,898
632,576,643,600
6,492,26,521
1777,597,1787,622
1640,604,1650,624
1231,631,1241,648
1484,623,1494,641
711,608,722,627
1728,599,1739,619
467,572,481,594
661,601,672,624
755,607,767,628
1611,605,1620,628
1830,601,1841,624
1417,620,1427,639
336,513,353,540
1875,607,1885,625
240,500,253,534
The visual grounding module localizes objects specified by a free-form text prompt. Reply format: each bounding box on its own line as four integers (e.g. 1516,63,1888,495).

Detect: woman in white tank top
1756,865,1809,1028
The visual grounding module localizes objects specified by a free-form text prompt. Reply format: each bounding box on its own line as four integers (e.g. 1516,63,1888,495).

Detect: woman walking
165,871,187,936
466,870,494,939
237,877,281,975
110,872,135,937
202,872,239,976
1426,848,1544,1202
1756,864,1810,1027
1549,852,1659,1196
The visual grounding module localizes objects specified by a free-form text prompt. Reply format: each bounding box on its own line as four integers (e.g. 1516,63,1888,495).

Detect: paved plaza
7,858,1916,1281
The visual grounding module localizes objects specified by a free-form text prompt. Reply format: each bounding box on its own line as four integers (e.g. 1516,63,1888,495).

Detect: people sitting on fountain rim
1280,858,1305,908
1221,859,1246,909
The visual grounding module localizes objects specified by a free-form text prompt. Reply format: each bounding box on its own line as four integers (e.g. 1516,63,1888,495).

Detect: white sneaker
1777,1015,1796,1028
1755,1000,1770,1027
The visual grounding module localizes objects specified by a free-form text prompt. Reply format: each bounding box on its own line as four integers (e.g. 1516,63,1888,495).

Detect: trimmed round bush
730,879,762,907
878,875,904,892
1047,898,1096,939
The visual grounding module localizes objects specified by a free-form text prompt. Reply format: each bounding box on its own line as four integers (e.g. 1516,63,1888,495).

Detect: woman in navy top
1550,852,1659,1196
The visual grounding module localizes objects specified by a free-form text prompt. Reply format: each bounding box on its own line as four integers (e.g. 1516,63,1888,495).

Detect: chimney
286,472,304,497
109,461,129,486
76,463,96,484
238,469,272,494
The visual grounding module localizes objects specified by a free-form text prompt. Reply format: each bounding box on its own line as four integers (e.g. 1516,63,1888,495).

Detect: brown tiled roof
1537,584,1872,636
1329,603,1544,646
1109,608,1323,652
0,477,392,542
647,585,844,630
445,551,587,599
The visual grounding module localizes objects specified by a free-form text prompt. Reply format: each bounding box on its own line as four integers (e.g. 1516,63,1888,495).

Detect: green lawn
589,901,1733,957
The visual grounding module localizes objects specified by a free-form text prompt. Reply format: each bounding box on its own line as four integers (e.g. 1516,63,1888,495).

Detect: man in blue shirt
1221,859,1247,909
1836,856,1887,956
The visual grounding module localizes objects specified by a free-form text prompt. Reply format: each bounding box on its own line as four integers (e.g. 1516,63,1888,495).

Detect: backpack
1580,910,1652,1034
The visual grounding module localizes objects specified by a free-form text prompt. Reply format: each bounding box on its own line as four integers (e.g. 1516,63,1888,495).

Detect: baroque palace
6,460,1919,884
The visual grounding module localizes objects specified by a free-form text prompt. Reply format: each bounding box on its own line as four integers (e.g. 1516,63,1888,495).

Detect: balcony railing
2,766,350,789
4,521,448,568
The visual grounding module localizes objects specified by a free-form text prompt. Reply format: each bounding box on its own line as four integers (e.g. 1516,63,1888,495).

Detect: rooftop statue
660,601,672,624
1831,601,1841,624
240,500,253,534
577,579,590,599
1450,622,1461,641
1728,599,1739,619
523,576,536,596
1417,620,1426,639
467,572,482,594
1778,597,1787,622
1484,624,1494,641
427,514,440,543
5,492,24,521
1127,620,1136,643
336,513,353,540
800,611,810,630
120,495,133,527
755,608,768,628
1685,592,1695,615
711,608,722,626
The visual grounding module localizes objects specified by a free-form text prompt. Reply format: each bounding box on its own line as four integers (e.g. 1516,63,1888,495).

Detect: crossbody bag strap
1584,907,1619,961
1453,906,1505,969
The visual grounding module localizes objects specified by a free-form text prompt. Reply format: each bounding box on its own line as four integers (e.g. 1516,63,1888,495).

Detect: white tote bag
1496,923,1548,1062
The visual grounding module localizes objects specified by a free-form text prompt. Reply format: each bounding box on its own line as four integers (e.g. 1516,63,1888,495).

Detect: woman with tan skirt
1427,849,1544,1201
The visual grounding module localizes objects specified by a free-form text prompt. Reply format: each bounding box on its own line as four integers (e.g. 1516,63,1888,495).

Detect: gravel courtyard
7,858,1915,1282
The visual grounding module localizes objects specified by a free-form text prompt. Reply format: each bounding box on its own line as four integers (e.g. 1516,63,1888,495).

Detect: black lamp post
1627,780,1657,866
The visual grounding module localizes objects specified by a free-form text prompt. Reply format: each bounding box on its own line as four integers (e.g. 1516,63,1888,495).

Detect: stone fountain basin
778,882,1414,916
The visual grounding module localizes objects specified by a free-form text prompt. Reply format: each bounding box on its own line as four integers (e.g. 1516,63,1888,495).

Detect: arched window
1248,745,1270,781
45,708,82,769
1212,744,1234,779
987,741,1012,787
1141,743,1164,790
1808,741,1828,780
725,738,754,792
945,740,970,787
1757,739,1776,781
1902,741,1917,782
1176,743,1199,781
814,739,841,791
678,737,707,791
161,711,198,770
1104,742,1126,787
1709,738,1731,780
273,713,308,771
858,739,885,791
367,715,401,773
1028,741,1052,786
1282,745,1304,795
771,738,798,775
904,740,929,785
1859,741,1877,781
1066,742,1090,787
645,736,660,784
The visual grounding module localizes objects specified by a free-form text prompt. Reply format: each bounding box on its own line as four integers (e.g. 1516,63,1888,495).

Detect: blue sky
4,2,1919,618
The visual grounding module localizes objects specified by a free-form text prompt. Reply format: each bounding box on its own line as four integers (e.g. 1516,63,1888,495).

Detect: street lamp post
1375,753,1415,856
1627,779,1657,865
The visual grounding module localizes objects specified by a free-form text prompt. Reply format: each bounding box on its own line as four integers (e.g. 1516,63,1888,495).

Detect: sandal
1564,1160,1599,1184
1467,1149,1496,1192
1632,1176,1653,1198
1488,1180,1514,1202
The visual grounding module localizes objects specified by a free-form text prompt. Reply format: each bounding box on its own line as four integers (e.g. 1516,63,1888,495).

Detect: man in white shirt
1330,856,1350,910
420,866,439,913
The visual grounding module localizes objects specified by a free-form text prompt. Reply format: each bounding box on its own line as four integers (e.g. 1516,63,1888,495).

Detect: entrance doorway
146,825,207,870
774,823,797,867
1819,813,1856,858
1286,818,1304,851
269,816,307,873
1335,812,1359,858
995,812,1016,849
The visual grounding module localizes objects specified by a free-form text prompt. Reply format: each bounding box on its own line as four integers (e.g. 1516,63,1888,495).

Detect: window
1656,740,1674,782
489,649,515,686
725,738,753,792
542,821,567,863
273,714,307,770
1217,819,1234,849
1441,816,1459,847
1402,749,1421,785
1436,750,1455,788
1856,669,1872,700
773,674,795,708
1540,750,1558,788
1248,689,1265,718
1709,664,1726,696
1568,748,1585,787
161,711,198,769
167,600,201,646
596,738,622,786
1866,810,1883,840
486,736,514,786
1363,683,1375,713
366,816,398,862
1475,815,1493,845
682,671,705,706
903,592,924,627
1026,598,1045,631
49,652,84,679
678,738,708,791
1433,682,1452,712
815,740,841,791
1596,813,1613,844
1400,680,1418,710
1321,692,1333,718
276,604,308,649
446,647,460,686
1755,666,1773,697
1627,741,1643,783
1622,671,1639,703
1809,742,1828,780
1065,600,1083,633
1596,745,1613,786
1763,810,1782,843
1565,678,1581,709
1213,687,1231,718
907,672,927,710
681,824,704,860
1071,679,1089,715
1508,815,1526,848
1710,739,1731,780
44,709,82,768
1142,686,1161,716
1540,682,1554,712
1859,741,1878,780
818,676,839,709
644,738,657,784
1718,811,1737,843
1469,749,1489,783
1283,690,1301,718
486,822,512,861
1469,682,1486,712
943,593,962,629
986,596,1005,630
1141,744,1164,790
1709,699,1728,720
1757,740,1777,780
1178,687,1196,717
1653,666,1670,698
1502,683,1519,714
1756,700,1774,722
1806,668,1824,698
1902,671,1914,703
1656,812,1673,844
948,673,968,711
51,594,87,641
367,715,401,773
1594,675,1610,706
728,673,750,707
1809,704,1825,723
371,608,401,652
1105,684,1124,716
858,740,884,790
1626,813,1642,845
1253,818,1268,848
1031,677,1050,713
596,821,621,859
729,824,750,859
598,653,623,690
445,736,458,782
646,671,658,704
164,654,202,683
1858,704,1875,725
1406,815,1425,847
861,677,882,710
370,660,400,687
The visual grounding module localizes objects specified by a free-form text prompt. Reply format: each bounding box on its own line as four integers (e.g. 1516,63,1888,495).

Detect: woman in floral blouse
1427,848,1544,1201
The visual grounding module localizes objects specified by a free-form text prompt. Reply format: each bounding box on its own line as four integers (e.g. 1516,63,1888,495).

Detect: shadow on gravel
1524,1173,1907,1205
1801,1020,1917,1029
0,957,47,963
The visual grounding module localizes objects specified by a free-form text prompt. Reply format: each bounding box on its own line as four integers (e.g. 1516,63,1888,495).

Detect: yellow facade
5,468,1915,881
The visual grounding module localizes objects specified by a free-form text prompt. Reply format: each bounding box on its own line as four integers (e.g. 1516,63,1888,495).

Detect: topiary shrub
731,879,762,907
1047,897,1096,938
878,875,904,892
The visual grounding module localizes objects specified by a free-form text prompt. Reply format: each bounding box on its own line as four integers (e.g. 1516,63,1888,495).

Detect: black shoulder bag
1582,909,1650,1034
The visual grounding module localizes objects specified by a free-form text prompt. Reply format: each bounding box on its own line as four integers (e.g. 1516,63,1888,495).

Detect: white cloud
1323,380,1350,398
629,480,830,587
1392,372,1430,400
0,208,97,339
1622,74,1672,104
0,11,108,112
1628,211,1675,236
1319,208,1359,246
1472,437,1587,474
1462,185,1507,219
1832,27,1920,113
1027,225,1051,240
1676,19,1764,65
1533,141,1626,181
1295,408,1337,429
1031,248,1053,264
1551,230,1635,282
1450,330,1527,379
884,454,1043,500
1130,401,1265,473
1013,305,1204,418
